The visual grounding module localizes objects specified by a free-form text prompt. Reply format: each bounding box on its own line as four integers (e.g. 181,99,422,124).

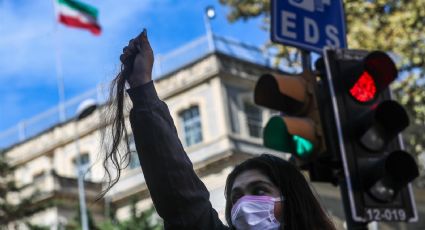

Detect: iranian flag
56,0,101,35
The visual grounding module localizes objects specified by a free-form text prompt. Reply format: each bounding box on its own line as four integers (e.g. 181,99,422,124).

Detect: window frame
237,92,269,139
243,101,263,138
178,105,204,147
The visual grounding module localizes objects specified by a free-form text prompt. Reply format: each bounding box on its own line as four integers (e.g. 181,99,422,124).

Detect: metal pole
306,48,368,229
203,13,215,52
51,0,66,122
74,123,89,230
340,180,369,230
301,49,312,72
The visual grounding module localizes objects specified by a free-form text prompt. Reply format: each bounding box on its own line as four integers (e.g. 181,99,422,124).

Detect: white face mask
231,195,282,230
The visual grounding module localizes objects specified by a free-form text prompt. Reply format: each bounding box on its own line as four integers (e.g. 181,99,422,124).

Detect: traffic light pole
301,50,311,71
340,181,369,230
320,48,369,230
321,48,419,229
308,48,369,230
305,50,361,230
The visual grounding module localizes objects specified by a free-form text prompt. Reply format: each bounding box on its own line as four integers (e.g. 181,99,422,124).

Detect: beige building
2,36,286,229
2,35,424,229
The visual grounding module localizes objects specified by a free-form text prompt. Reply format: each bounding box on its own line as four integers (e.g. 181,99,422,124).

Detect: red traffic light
348,51,397,103
349,71,376,102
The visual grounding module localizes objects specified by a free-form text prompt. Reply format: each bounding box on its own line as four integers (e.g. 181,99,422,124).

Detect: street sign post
271,0,347,53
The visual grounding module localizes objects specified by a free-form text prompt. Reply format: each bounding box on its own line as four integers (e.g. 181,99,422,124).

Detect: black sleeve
127,81,228,230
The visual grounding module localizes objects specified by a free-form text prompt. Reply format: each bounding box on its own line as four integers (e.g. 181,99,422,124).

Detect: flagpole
51,4,90,230
51,0,66,122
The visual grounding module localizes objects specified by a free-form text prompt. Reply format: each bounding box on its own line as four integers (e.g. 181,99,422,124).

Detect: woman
103,29,336,230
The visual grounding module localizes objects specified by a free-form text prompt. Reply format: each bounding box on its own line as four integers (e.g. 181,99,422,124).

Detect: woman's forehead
231,169,273,190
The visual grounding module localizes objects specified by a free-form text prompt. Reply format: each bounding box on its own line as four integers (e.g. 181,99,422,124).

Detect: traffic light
254,71,327,164
321,48,419,223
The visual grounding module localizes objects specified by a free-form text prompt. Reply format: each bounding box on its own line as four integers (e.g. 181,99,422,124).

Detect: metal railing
0,34,273,149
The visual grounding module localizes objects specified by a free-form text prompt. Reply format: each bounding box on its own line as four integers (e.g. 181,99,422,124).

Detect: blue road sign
271,0,347,53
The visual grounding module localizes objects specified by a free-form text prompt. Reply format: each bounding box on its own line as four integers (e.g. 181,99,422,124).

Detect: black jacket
128,81,230,230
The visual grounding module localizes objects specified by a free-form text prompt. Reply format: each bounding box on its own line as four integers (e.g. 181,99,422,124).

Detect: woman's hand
120,29,154,88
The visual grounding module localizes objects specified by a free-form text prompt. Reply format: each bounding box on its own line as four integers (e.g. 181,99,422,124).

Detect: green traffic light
263,116,293,153
263,116,313,158
292,135,313,157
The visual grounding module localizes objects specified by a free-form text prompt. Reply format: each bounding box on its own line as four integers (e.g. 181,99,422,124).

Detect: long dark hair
225,154,336,230
98,60,133,198
99,31,149,199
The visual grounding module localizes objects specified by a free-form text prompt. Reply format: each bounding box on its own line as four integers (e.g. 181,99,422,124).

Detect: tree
26,223,50,230
0,153,47,228
98,202,163,230
219,0,425,159
65,204,99,230
392,73,425,161
115,206,162,230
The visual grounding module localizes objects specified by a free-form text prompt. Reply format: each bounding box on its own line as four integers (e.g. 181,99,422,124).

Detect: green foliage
345,0,425,70
116,207,161,230
26,222,50,230
98,206,162,230
392,73,425,157
97,220,118,230
0,156,48,226
65,205,99,230
219,0,425,157
219,0,270,22
92,198,162,230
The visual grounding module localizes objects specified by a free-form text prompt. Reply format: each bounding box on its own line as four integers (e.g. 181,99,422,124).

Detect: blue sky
0,0,268,133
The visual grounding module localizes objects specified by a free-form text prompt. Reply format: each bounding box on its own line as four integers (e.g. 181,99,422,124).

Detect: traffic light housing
321,48,419,223
254,71,332,170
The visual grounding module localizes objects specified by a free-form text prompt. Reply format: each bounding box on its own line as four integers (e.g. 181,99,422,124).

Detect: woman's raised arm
120,29,227,230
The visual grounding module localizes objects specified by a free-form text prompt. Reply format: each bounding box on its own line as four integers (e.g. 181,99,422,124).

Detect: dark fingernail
143,28,147,36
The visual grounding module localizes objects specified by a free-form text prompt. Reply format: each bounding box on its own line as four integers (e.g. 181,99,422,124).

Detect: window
179,106,203,147
127,135,140,169
73,153,91,180
244,102,263,138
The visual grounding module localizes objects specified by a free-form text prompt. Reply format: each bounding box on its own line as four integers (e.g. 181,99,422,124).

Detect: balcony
18,170,102,203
